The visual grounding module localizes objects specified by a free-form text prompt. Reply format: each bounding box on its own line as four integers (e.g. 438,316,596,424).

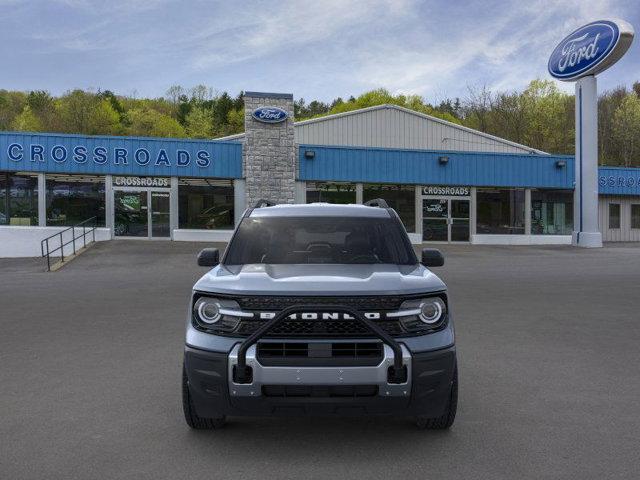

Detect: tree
26,90,59,131
165,85,185,104
11,105,42,131
464,85,494,133
520,80,573,153
127,107,186,137
87,99,122,135
611,93,640,167
599,86,627,164
0,90,27,130
185,107,213,138
225,108,244,135
57,89,97,134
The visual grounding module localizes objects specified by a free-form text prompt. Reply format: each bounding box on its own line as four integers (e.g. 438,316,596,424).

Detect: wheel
415,363,458,430
182,365,226,430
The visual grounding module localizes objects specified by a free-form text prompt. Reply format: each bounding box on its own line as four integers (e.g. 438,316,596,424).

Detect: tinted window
306,182,356,204
178,178,234,230
363,184,415,232
0,172,38,226
531,189,573,235
224,216,416,265
632,204,640,229
46,175,105,227
609,203,620,229
476,188,525,234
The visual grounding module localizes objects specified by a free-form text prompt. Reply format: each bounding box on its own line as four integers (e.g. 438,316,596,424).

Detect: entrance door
423,199,449,241
113,189,171,238
450,199,470,242
114,190,148,237
150,191,170,238
422,198,470,242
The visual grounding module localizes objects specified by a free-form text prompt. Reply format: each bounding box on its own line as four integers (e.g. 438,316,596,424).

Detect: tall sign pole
548,20,634,247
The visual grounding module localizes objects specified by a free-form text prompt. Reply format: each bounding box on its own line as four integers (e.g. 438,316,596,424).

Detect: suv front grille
198,293,447,338
256,341,384,366
237,319,404,337
234,296,406,311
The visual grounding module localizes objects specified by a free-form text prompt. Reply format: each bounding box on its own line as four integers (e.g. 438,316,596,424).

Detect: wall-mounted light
304,150,315,159
438,156,449,165
555,160,567,168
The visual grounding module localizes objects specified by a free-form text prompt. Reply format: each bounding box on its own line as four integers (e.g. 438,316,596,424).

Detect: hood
193,263,446,296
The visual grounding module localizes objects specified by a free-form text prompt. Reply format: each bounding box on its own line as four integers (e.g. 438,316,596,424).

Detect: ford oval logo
252,106,288,123
548,20,624,81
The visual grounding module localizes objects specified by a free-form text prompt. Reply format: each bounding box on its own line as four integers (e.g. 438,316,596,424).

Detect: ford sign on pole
252,106,289,124
548,20,634,81
548,19,634,248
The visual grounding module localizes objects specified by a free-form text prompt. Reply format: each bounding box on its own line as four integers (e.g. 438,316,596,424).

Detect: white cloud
2,0,637,98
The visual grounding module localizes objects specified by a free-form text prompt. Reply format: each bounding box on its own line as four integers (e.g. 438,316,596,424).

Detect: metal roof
216,104,545,155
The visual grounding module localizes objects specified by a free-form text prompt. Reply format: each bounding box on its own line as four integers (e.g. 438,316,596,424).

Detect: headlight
192,296,248,333
418,297,446,324
390,296,447,333
194,297,222,324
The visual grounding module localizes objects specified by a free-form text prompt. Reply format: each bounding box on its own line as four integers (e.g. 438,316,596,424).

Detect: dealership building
1,91,640,257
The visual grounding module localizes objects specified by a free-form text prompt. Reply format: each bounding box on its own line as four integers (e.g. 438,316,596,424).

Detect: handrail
41,217,97,271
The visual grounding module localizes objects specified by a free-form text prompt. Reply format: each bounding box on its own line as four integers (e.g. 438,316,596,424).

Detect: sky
1,0,639,103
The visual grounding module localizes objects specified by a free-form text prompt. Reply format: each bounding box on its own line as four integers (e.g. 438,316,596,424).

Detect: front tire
182,365,226,430
415,363,458,430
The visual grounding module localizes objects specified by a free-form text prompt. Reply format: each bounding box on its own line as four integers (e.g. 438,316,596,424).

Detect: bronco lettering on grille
258,312,381,320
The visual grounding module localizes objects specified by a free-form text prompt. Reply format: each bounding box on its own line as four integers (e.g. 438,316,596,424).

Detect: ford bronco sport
182,200,457,429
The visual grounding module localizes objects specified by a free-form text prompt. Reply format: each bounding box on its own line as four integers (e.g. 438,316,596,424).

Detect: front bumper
184,344,456,417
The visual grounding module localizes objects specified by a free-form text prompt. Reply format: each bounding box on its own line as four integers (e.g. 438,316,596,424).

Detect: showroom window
363,183,415,232
178,178,234,230
531,189,573,235
306,182,356,204
632,204,640,229
609,203,620,229
46,175,106,227
0,171,38,226
476,188,525,234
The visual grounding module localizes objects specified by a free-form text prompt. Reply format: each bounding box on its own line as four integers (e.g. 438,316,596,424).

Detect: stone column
243,92,296,206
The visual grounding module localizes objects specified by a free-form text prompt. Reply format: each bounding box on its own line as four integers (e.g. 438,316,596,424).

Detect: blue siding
0,132,242,178
299,145,575,188
598,167,640,196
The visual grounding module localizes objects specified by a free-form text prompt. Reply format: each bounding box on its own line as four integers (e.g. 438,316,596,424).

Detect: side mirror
197,248,220,267
421,248,444,267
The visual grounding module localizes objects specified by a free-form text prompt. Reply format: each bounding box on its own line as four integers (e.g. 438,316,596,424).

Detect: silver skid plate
228,343,411,397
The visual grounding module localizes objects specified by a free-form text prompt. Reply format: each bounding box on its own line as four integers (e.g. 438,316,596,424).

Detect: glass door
114,190,148,237
423,197,470,242
450,199,470,242
423,199,449,241
150,191,170,238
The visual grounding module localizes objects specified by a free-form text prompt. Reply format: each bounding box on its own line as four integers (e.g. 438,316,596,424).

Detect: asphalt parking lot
1,240,640,479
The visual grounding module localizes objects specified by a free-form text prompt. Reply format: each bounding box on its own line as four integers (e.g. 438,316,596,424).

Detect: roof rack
254,199,277,208
363,198,389,208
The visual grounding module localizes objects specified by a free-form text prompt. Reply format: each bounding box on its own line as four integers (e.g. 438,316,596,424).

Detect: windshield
224,216,417,265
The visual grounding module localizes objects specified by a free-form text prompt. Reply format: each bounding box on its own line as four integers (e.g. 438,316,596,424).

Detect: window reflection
306,182,356,204
0,172,39,226
178,178,234,230
476,188,525,234
46,175,105,227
